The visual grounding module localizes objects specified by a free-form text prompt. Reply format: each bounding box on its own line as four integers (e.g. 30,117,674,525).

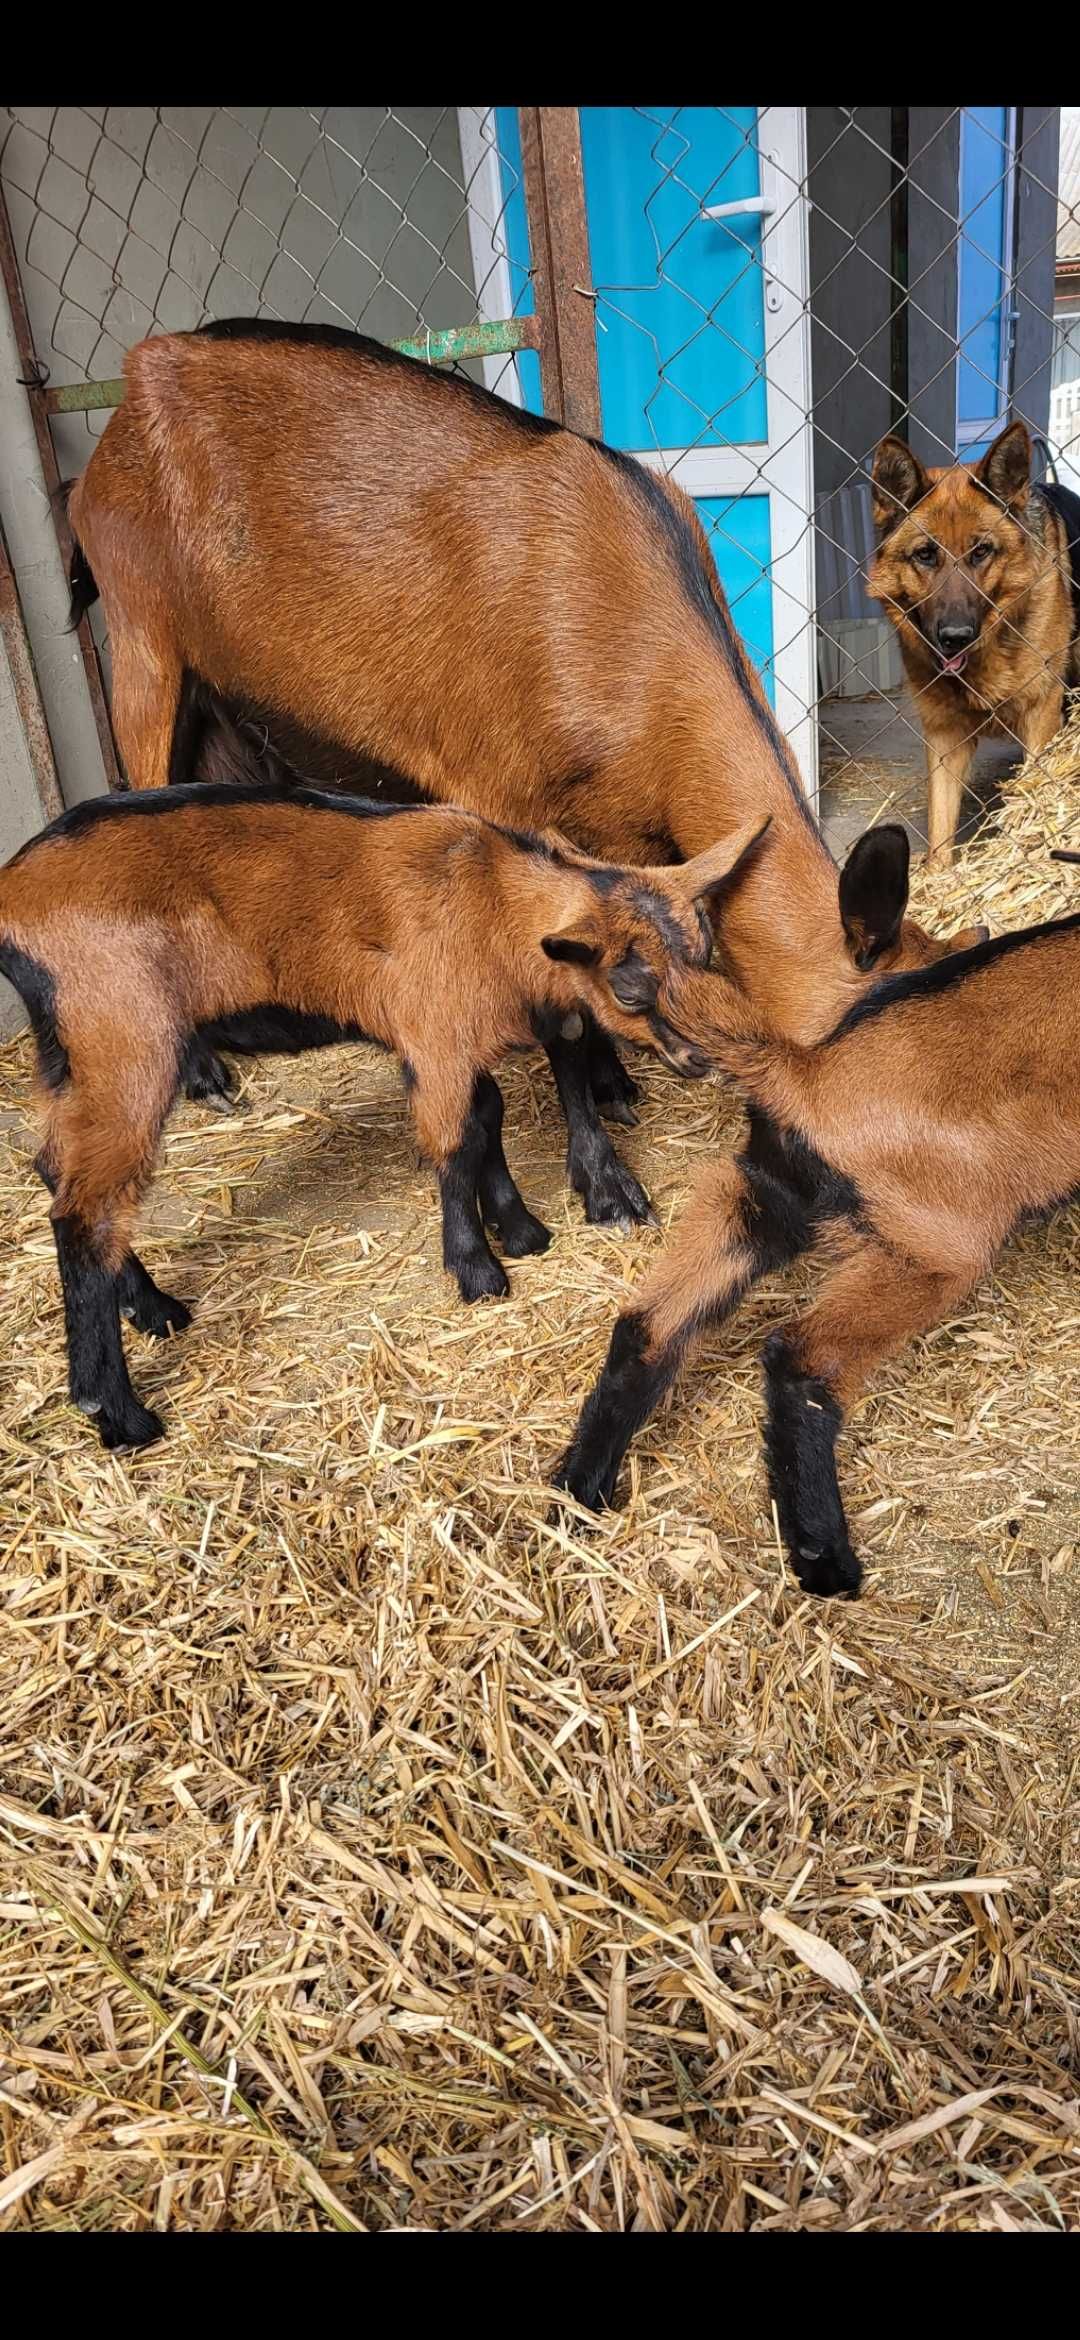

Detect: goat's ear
975,419,1031,510
839,823,910,969
678,816,771,908
871,436,929,535
542,919,603,967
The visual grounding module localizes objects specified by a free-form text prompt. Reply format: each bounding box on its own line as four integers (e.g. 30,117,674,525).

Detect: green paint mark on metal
44,318,537,414
395,317,535,366
48,376,127,412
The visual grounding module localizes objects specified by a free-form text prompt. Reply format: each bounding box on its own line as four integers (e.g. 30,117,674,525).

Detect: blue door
956,107,1016,458
493,105,817,793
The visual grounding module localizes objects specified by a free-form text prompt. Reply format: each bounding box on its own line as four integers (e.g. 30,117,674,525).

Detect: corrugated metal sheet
815,479,903,699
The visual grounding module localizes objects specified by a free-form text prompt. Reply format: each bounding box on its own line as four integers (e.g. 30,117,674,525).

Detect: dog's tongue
939,651,968,675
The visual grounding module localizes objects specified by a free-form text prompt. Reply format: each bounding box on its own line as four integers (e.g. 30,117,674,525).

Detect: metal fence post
517,108,601,438
0,513,63,823
0,186,121,790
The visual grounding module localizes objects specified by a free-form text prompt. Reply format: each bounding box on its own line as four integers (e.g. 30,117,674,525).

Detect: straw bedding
1,719,1079,2231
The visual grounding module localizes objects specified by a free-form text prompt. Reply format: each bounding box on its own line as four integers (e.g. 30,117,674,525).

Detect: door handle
700,194,775,222
701,162,785,312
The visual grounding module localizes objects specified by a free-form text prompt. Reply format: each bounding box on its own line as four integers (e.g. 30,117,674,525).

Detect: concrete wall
0,104,486,815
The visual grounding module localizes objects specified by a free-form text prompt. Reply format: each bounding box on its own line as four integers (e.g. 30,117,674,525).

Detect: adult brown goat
0,783,761,1450
556,835,1080,1598
66,321,985,1225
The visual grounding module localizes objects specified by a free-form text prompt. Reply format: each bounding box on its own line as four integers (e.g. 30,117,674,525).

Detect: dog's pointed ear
677,816,772,908
871,436,929,535
975,419,1032,510
839,824,910,970
542,915,603,967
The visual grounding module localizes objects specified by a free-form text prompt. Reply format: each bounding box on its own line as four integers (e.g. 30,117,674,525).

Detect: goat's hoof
551,1447,618,1514
456,1254,511,1304
592,1071,641,1126
495,1210,552,1259
122,1287,192,1339
590,1054,641,1111
96,1400,165,1451
185,1048,240,1113
579,1160,654,1230
792,1541,862,1599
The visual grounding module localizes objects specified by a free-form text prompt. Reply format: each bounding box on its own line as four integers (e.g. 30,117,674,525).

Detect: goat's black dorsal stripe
6,781,426,865
829,908,1080,1039
591,443,826,852
6,784,575,876
194,316,559,440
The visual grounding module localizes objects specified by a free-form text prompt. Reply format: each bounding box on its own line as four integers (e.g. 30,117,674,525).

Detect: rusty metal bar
0,184,121,791
45,315,542,415
45,378,127,414
517,108,601,437
0,513,64,825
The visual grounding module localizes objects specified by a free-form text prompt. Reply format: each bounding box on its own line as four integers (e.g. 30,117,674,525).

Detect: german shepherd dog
869,420,1080,859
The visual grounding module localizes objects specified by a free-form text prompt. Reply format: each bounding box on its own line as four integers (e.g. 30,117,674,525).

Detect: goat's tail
57,483,100,632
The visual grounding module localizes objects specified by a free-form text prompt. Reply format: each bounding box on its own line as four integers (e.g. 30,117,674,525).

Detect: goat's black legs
436,1074,553,1299
52,1216,164,1449
35,1151,189,1346
554,1307,686,1511
763,1239,971,1599
762,1339,857,1598
473,1075,551,1258
438,1125,508,1301
585,1026,640,1127
556,1158,779,1508
544,1026,653,1230
116,1255,192,1340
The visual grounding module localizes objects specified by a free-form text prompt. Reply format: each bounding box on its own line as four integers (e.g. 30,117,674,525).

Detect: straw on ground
1,715,1079,2229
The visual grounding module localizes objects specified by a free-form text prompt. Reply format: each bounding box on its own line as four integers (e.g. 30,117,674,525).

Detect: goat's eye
608,950,658,1012
968,541,993,567
912,542,939,569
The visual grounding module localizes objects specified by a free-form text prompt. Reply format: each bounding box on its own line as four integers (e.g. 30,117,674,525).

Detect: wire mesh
0,102,534,469
2,101,1080,851
0,103,536,722
581,103,1080,847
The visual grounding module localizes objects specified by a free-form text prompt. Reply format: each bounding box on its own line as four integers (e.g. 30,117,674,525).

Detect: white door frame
458,104,817,799
457,106,525,405
634,107,817,798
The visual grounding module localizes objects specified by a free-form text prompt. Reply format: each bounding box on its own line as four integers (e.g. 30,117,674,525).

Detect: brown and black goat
0,782,763,1450
556,828,1080,1598
66,321,986,1225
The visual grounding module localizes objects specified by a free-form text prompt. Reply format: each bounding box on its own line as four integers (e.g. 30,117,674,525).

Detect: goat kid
556,826,1080,1597
0,784,763,1450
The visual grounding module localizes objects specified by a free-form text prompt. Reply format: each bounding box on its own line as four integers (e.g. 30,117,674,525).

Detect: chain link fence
578,103,1078,845
0,103,538,794
0,103,537,464
1,102,1079,852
